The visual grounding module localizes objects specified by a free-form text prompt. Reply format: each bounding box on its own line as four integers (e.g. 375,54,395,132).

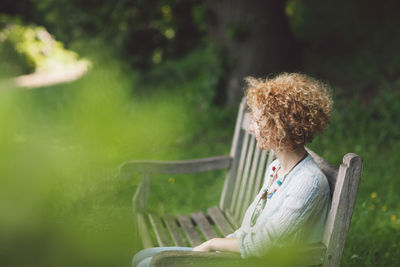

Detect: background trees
0,1,399,266
2,0,400,106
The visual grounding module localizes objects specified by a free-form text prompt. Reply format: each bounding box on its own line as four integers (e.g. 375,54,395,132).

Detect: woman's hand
193,238,240,253
193,238,215,252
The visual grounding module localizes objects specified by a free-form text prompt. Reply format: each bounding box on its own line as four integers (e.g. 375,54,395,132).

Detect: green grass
0,52,399,267
308,90,400,266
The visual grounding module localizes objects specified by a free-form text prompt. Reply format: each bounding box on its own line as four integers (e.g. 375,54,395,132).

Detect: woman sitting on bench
132,73,333,267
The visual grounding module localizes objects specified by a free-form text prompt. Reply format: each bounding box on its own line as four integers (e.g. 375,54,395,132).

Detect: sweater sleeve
226,230,240,238
238,173,324,258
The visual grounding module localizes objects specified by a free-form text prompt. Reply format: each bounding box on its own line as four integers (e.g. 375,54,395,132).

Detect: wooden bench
120,98,363,267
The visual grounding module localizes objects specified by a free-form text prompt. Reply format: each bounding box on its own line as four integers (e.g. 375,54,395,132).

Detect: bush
0,15,84,76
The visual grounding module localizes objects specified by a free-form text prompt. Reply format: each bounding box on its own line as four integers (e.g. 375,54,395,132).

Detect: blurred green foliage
2,0,400,99
0,52,200,266
1,0,400,266
138,45,225,111
0,16,32,76
3,0,399,101
29,0,206,70
0,15,87,76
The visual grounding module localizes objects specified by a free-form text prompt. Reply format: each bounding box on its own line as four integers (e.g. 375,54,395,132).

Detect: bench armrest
119,155,232,179
150,251,242,267
121,155,232,212
149,243,326,267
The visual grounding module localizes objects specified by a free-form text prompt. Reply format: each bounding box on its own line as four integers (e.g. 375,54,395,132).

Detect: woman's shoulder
292,156,330,193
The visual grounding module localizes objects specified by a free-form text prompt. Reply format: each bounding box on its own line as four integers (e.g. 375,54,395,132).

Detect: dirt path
13,60,89,89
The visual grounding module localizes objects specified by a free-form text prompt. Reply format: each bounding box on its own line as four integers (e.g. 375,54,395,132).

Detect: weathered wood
322,153,363,267
192,211,218,240
177,215,203,247
207,206,234,237
224,209,240,230
133,173,152,212
137,212,154,248
241,111,251,131
149,212,172,246
149,243,326,267
229,132,250,213
252,149,275,200
234,135,255,221
220,98,246,210
150,251,242,267
120,156,232,178
240,145,261,220
252,149,268,199
163,214,187,247
265,149,275,170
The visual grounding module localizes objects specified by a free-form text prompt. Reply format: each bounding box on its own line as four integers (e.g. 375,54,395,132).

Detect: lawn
0,57,399,266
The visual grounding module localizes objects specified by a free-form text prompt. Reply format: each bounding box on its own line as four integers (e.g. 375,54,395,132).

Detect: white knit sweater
226,155,331,258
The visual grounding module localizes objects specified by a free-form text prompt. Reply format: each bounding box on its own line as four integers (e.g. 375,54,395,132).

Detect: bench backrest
219,98,363,266
219,98,275,226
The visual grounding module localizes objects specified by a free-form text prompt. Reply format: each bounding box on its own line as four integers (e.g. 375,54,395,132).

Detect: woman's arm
193,238,240,253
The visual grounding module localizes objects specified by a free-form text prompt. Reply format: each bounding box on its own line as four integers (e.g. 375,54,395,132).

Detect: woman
132,73,333,266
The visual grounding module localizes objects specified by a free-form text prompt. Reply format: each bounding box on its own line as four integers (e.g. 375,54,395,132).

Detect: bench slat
266,149,275,168
177,214,203,247
163,214,187,247
241,145,261,220
225,210,239,230
192,211,218,240
230,132,250,213
148,212,171,246
235,136,256,221
253,149,268,198
137,212,154,248
207,206,235,237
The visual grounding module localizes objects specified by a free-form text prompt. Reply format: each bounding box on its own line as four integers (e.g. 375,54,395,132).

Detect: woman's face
248,114,261,139
248,108,272,150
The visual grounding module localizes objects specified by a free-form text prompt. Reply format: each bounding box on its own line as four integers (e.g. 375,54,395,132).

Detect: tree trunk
206,0,299,107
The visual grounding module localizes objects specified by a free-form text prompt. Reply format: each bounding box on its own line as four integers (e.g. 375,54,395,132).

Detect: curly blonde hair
245,73,333,151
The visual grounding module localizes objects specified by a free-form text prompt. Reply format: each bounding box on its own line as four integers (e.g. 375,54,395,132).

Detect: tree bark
206,0,299,107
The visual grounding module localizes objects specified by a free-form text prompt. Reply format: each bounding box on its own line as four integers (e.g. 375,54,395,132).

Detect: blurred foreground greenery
1,5,400,266
0,52,198,266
